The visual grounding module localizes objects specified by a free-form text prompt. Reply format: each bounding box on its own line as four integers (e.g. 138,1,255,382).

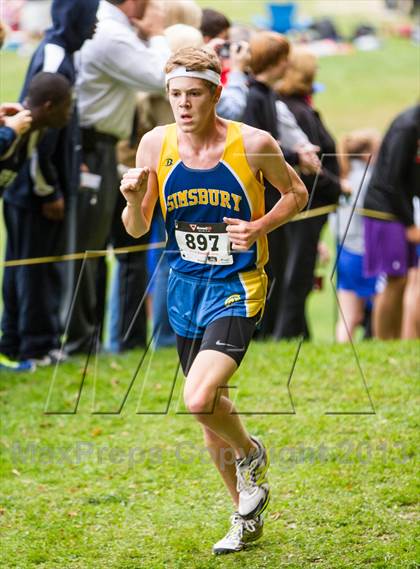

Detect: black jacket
364,105,420,226
242,78,299,166
242,78,298,209
242,78,279,138
279,94,341,208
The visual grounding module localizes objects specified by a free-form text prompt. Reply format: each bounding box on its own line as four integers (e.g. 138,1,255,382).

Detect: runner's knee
184,383,219,415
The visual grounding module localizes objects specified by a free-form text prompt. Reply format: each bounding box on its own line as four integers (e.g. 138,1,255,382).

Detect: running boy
120,47,308,554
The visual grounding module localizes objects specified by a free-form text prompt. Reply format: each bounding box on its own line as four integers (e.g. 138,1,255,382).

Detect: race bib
175,220,233,265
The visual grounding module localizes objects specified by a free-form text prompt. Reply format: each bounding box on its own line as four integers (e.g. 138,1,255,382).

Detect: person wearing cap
120,47,308,554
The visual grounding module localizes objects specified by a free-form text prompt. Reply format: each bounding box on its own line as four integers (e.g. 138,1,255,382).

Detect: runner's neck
177,117,229,168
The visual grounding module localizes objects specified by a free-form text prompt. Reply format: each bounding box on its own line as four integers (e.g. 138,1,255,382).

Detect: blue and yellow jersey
157,120,269,279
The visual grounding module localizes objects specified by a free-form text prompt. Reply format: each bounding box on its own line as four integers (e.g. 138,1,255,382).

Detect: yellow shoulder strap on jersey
157,123,180,219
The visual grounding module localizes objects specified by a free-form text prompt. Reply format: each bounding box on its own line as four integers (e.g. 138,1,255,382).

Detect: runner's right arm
120,127,163,237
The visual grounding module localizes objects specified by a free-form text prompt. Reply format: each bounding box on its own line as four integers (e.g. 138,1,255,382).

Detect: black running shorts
176,315,258,375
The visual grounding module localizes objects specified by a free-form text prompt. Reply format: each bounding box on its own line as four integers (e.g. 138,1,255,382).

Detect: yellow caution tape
291,204,337,221
355,207,396,221
291,205,396,222
2,241,166,268
0,206,398,268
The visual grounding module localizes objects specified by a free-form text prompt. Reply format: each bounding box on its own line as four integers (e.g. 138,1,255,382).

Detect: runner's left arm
225,129,308,251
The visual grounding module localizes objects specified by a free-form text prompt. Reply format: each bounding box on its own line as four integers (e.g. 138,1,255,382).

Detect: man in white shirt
77,0,170,140
67,0,170,354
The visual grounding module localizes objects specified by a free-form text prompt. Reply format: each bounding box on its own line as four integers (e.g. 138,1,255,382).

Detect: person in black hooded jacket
274,46,341,340
0,0,99,365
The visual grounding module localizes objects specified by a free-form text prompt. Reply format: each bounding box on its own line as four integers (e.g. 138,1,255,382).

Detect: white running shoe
212,512,264,555
236,435,270,519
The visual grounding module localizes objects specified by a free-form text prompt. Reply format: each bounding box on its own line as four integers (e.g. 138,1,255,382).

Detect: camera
215,41,231,59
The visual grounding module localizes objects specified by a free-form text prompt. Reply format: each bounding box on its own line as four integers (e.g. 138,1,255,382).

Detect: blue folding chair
268,3,296,33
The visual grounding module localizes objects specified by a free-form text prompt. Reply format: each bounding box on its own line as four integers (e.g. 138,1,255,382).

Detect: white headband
165,66,221,86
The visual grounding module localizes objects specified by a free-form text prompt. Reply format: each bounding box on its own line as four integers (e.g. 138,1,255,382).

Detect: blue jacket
3,0,98,209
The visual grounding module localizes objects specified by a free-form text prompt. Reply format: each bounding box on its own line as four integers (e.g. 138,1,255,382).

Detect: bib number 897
185,233,219,252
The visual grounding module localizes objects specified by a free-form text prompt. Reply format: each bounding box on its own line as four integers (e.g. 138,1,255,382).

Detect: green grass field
1,3,419,567
1,341,419,568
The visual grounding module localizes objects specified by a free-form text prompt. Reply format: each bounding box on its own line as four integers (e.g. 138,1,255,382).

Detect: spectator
363,104,420,339
242,33,319,338
66,0,171,355
200,11,252,121
274,94,321,163
0,72,73,366
275,46,341,340
18,0,99,218
18,0,99,351
241,31,292,338
200,8,230,43
331,129,381,342
200,8,234,91
243,31,290,140
244,33,319,170
210,40,252,121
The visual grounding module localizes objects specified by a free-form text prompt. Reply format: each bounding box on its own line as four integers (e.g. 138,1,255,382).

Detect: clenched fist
120,167,149,207
224,216,262,251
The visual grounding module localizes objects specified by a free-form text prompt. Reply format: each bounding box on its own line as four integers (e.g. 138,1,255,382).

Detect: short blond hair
250,31,290,75
164,24,204,53
165,47,222,75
